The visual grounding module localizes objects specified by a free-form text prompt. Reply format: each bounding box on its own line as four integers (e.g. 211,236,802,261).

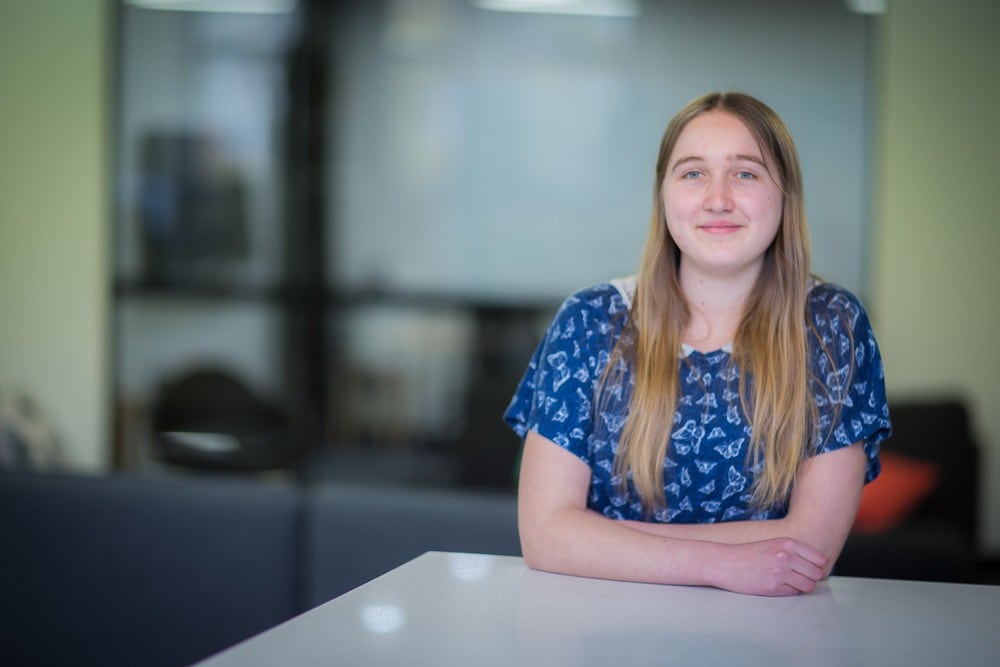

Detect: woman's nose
702,178,734,212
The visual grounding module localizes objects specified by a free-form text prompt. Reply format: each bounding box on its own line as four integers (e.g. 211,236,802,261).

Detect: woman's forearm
521,504,827,596
618,515,788,544
521,504,722,587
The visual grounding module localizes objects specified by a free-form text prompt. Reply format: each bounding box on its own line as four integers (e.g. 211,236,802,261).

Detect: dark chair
837,399,980,582
150,367,300,473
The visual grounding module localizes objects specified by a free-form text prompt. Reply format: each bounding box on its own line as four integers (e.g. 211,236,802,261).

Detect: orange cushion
853,451,941,534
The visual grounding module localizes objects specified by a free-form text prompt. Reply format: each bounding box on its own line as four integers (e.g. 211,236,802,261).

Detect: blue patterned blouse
503,276,891,523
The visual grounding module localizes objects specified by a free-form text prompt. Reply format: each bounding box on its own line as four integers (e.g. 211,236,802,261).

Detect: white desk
197,551,1000,666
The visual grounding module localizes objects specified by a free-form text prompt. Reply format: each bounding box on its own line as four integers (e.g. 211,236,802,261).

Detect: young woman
504,92,891,597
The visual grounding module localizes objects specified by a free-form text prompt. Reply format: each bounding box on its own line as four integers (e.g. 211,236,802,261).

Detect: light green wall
872,0,1000,554
0,0,110,470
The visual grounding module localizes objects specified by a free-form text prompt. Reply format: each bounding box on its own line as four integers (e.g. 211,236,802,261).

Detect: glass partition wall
112,0,874,489
113,1,314,478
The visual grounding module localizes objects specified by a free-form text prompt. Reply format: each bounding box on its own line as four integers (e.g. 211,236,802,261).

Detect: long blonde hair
603,92,813,514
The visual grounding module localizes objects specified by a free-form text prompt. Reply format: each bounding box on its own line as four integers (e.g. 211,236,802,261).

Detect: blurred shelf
113,277,561,314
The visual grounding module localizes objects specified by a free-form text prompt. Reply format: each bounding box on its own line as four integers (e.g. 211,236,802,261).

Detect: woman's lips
699,222,741,234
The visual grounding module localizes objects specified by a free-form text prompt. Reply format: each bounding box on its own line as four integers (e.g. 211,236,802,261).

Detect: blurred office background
112,0,873,491
1,0,998,558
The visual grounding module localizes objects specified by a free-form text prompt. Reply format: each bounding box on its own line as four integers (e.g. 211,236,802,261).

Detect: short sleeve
503,284,628,463
808,284,892,483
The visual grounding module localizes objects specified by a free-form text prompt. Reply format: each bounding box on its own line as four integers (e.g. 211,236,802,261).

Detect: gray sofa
0,470,520,667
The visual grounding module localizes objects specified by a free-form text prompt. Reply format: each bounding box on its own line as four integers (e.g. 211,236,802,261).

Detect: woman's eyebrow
670,153,767,172
669,155,702,172
732,154,768,167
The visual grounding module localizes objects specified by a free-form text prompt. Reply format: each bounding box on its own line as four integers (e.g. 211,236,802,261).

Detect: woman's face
661,110,783,283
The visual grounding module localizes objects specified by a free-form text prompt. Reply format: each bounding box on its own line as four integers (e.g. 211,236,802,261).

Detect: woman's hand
705,537,828,597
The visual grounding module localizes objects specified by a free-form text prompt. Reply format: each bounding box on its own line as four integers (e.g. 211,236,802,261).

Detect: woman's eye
736,170,756,180
682,170,703,180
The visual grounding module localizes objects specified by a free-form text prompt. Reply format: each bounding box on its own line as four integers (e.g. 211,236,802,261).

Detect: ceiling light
472,0,640,19
845,0,887,14
125,0,297,14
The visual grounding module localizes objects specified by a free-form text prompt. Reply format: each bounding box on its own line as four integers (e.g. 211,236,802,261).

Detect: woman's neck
678,263,759,352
